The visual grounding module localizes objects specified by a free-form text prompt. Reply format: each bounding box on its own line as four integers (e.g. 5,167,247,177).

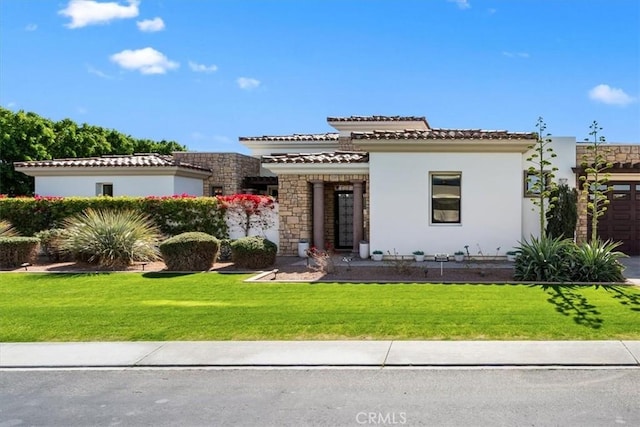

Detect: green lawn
1,272,638,341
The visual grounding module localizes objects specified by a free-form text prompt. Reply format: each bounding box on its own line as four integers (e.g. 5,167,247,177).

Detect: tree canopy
0,107,187,196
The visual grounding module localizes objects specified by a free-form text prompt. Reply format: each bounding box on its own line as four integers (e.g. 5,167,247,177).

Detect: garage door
589,182,640,255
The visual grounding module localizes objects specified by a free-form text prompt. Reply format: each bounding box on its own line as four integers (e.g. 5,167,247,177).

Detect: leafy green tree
526,117,558,235
0,109,54,195
0,107,187,195
546,183,578,240
579,121,612,242
133,138,185,155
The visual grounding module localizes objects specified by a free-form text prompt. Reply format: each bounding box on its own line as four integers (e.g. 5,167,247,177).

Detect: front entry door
334,191,354,249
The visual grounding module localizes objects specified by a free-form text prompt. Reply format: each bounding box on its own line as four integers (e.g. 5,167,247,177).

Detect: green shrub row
0,237,39,268
514,236,627,283
0,196,228,238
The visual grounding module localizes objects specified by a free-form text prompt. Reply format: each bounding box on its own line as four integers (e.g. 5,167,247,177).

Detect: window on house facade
524,170,552,197
96,183,113,197
211,186,224,196
431,173,461,224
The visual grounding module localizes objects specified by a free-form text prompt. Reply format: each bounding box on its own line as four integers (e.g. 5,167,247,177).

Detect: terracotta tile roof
327,115,427,123
351,129,537,140
262,151,369,164
239,133,339,142
14,153,211,172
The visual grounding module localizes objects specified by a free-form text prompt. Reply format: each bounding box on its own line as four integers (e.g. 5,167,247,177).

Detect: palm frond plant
61,209,161,269
571,239,626,283
514,235,575,282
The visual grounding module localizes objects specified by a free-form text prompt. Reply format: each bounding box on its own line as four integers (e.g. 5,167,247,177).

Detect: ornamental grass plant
61,208,161,269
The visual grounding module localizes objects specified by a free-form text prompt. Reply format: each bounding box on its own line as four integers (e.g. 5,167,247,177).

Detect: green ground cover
1,273,638,341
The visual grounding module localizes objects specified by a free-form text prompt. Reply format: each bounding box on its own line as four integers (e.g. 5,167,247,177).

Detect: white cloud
588,84,636,106
110,47,179,75
448,0,470,10
59,0,140,29
189,61,218,73
502,51,530,58
25,23,38,31
237,77,260,90
86,64,113,79
6,102,17,108
137,17,165,32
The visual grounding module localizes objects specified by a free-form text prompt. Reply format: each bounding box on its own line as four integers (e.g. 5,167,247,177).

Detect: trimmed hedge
159,232,220,271
0,196,228,238
231,236,277,269
0,237,39,268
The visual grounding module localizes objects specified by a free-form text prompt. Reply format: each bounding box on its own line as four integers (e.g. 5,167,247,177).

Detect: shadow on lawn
141,272,198,279
604,286,640,312
543,285,603,329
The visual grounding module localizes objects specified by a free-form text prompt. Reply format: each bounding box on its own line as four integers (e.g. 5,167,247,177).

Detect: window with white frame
96,183,113,197
431,173,461,224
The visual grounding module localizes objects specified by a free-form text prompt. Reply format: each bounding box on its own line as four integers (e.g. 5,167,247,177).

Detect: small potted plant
372,250,384,261
506,250,517,262
454,251,465,262
412,250,425,262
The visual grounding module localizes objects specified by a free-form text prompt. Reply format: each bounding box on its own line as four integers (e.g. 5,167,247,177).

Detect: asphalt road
2,368,638,426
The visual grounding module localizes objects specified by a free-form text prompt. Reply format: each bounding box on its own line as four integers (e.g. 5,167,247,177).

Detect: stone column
312,181,325,250
352,180,364,253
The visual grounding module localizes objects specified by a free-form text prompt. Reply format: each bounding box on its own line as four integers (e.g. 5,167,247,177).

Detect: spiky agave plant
61,209,161,269
0,220,19,237
572,239,627,283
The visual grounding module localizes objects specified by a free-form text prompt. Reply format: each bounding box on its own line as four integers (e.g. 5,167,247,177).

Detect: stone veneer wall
575,144,640,243
338,136,357,151
173,152,260,195
277,174,369,255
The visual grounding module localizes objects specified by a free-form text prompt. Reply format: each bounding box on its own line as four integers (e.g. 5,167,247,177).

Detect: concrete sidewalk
1,341,639,368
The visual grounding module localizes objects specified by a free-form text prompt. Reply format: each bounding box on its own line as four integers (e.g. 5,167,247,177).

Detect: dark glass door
334,191,353,249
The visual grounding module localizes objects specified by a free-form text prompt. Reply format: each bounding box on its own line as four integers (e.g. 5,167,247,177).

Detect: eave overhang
14,166,212,179
353,139,534,153
261,163,369,175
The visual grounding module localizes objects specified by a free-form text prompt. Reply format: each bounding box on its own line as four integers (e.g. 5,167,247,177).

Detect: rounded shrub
0,237,39,268
230,236,277,269
159,232,219,271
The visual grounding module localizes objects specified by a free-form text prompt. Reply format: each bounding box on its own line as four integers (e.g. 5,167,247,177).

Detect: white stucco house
14,115,637,256
240,115,580,257
14,153,213,197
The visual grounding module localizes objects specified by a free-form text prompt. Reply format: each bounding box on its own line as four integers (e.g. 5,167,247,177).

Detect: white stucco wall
368,152,524,257
521,136,577,240
174,176,205,196
34,175,204,197
226,203,279,248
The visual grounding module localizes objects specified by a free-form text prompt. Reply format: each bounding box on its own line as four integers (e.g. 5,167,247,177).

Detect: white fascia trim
14,166,211,179
353,139,533,153
240,140,340,153
262,163,369,175
329,121,429,133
